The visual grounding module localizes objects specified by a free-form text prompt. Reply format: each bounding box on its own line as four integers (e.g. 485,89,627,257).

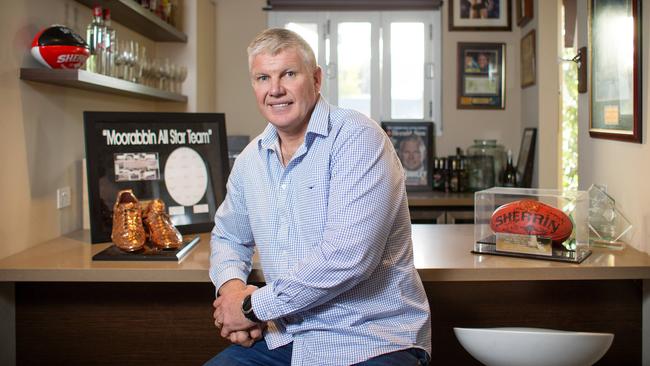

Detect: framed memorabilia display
520,29,536,88
516,0,534,27
516,127,537,188
381,122,434,191
588,0,642,143
84,112,230,243
457,42,506,109
449,0,511,31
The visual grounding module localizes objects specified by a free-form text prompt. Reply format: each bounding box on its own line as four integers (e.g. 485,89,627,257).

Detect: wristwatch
242,294,262,323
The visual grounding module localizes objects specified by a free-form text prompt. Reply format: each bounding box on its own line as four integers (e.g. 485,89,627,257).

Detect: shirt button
281,184,287,190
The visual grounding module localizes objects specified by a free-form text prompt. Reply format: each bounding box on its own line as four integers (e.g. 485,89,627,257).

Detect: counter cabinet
2,225,649,365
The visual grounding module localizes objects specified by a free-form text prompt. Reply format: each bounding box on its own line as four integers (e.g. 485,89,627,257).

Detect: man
206,28,431,366
398,134,428,186
477,52,490,72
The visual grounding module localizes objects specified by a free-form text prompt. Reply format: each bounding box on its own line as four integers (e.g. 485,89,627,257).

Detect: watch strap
242,294,262,323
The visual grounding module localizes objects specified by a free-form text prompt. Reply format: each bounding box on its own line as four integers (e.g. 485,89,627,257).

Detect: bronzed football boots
111,189,146,252
143,199,183,249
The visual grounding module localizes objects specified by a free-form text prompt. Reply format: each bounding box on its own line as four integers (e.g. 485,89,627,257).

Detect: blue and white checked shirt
210,97,431,365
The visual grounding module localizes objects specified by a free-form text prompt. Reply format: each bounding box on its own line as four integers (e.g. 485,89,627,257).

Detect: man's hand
214,284,258,338
213,281,264,347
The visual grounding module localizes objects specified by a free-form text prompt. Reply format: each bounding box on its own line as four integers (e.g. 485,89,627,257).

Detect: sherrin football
490,199,573,243
31,25,89,69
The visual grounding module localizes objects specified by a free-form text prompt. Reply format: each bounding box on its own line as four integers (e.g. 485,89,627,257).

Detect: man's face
400,139,423,171
478,54,488,69
250,48,322,135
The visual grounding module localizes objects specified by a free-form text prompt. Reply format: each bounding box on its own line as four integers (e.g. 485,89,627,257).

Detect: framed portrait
588,0,642,143
83,112,230,243
449,0,511,31
520,29,536,88
457,42,505,109
516,127,536,188
516,0,534,27
381,122,434,191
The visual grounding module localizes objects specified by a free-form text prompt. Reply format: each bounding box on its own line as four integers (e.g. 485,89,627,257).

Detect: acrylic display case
474,187,591,263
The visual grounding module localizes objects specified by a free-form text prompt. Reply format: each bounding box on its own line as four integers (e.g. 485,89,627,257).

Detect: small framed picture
83,112,230,243
520,29,536,88
516,127,537,188
449,0,512,31
381,122,434,191
457,42,506,109
516,0,534,27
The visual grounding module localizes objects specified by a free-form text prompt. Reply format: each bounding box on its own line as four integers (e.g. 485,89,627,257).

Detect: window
269,10,442,135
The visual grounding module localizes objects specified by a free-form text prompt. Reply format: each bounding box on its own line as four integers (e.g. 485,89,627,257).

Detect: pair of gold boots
111,189,183,252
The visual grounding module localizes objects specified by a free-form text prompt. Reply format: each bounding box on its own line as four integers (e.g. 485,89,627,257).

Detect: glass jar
467,139,507,189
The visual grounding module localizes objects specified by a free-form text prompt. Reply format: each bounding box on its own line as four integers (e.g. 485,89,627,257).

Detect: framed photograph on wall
516,0,534,27
83,112,230,243
457,42,506,109
449,0,511,31
381,122,434,191
520,29,536,88
588,0,642,143
516,127,537,188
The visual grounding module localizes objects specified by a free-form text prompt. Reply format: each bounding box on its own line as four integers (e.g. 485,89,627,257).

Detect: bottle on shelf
449,158,460,193
432,158,443,191
459,158,469,192
102,8,117,77
502,149,517,187
85,5,105,74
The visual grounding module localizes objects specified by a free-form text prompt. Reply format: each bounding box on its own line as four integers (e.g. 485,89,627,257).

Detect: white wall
0,0,213,259
577,0,650,253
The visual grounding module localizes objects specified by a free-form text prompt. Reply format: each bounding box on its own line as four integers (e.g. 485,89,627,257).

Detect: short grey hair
247,28,317,72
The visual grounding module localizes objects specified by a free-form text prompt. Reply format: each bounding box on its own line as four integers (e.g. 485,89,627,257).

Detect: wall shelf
20,68,187,103
75,0,187,42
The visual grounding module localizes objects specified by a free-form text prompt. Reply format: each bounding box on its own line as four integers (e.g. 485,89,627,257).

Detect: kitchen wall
577,0,650,253
0,0,216,259
214,0,524,159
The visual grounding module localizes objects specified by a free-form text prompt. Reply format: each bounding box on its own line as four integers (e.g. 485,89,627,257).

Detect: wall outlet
57,187,71,209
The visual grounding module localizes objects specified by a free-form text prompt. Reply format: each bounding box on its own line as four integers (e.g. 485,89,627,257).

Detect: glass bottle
459,158,469,192
449,158,459,193
85,5,104,73
432,158,443,191
467,139,506,187
102,8,116,77
502,149,517,187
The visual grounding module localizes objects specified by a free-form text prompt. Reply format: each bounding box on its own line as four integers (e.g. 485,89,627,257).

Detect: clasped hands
213,280,266,348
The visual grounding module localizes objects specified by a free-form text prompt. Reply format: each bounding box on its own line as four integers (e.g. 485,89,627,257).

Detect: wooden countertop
407,191,474,207
1,225,649,283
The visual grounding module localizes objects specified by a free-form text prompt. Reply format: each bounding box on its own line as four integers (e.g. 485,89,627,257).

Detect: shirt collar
257,96,330,152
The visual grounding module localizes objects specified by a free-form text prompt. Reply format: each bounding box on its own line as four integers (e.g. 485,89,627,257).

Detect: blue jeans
203,339,430,366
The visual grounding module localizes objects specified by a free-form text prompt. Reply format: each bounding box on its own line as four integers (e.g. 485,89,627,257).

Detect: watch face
242,294,253,313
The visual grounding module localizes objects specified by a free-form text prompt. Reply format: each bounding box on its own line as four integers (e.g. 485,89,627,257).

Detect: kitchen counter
1,224,649,283
1,225,648,366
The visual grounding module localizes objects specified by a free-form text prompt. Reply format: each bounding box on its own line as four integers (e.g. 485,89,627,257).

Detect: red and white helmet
31,25,89,69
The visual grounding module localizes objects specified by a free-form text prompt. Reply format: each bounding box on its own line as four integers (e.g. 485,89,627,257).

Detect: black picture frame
381,122,434,191
457,42,506,109
449,0,512,31
588,0,642,143
516,127,537,188
83,112,230,243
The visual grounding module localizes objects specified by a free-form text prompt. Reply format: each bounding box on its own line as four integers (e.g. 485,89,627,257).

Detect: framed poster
457,42,506,109
516,127,537,188
520,29,536,88
381,122,434,191
84,112,230,243
588,0,642,143
516,0,534,27
449,0,511,31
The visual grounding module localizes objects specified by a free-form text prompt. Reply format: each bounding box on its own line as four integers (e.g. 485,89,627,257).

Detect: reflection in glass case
588,184,633,250
473,187,591,263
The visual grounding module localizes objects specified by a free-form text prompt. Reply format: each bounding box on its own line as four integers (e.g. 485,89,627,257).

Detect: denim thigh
203,339,293,366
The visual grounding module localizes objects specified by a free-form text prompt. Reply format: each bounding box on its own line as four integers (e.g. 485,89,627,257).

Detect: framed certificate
83,112,230,243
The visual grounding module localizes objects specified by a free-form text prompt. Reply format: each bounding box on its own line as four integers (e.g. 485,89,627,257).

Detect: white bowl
453,327,614,366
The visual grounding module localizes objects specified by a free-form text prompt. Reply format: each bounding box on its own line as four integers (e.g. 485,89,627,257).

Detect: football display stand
92,236,200,262
473,188,592,264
